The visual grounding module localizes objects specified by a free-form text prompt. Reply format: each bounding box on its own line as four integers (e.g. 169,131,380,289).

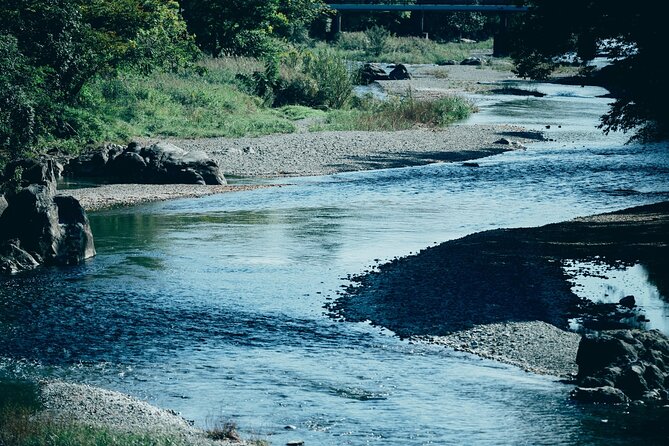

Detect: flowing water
2,81,669,445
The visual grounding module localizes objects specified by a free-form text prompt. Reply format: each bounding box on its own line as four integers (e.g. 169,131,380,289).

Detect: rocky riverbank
330,202,669,380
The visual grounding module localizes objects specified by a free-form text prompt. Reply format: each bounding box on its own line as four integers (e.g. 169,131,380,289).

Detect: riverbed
2,79,669,444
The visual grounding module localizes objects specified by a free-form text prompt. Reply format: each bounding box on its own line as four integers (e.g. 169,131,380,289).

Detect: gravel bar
39,381,244,445
415,321,580,377
142,124,532,178
65,184,272,212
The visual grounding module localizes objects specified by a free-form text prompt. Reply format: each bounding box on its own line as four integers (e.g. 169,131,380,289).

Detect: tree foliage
512,1,667,141
0,0,198,159
179,0,326,57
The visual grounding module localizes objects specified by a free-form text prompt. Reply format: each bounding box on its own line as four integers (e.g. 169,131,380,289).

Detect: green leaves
0,1,200,160
512,0,668,140
179,0,325,57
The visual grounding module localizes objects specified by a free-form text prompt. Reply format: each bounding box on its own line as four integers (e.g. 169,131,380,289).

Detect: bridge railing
326,1,524,5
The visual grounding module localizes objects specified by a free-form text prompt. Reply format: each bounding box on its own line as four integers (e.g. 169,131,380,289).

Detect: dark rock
53,195,96,265
575,330,669,404
494,138,513,145
619,295,636,308
618,364,648,400
571,386,630,404
0,183,95,273
0,239,40,274
576,332,639,378
2,157,59,192
388,64,411,80
460,57,483,66
108,152,147,179
65,142,226,185
0,184,61,261
462,162,480,168
359,63,390,84
66,143,125,177
438,59,458,66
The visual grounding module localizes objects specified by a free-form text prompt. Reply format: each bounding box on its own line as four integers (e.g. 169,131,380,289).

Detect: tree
511,1,667,141
178,0,325,57
0,0,198,159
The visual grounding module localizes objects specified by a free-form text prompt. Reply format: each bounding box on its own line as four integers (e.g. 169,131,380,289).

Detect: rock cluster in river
0,158,95,274
67,141,226,185
572,329,669,404
359,63,411,84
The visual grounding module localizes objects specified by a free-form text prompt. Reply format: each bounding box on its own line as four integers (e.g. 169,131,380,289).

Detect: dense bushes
512,0,668,141
332,31,493,64
238,49,353,109
179,0,326,57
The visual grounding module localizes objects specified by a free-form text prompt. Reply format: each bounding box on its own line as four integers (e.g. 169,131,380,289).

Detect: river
2,80,669,445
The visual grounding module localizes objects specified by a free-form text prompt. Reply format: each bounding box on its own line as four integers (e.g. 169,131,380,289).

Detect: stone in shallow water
571,386,630,404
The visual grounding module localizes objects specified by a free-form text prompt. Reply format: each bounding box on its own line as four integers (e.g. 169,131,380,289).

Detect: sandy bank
331,201,669,377
65,184,273,212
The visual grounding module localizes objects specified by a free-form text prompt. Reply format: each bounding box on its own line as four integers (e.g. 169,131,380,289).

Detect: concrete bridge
326,1,528,55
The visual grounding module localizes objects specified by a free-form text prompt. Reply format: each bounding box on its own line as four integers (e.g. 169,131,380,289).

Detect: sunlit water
2,83,669,444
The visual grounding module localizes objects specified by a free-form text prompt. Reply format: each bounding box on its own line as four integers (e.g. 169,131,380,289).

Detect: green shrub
335,32,370,51
314,93,475,131
365,26,392,57
240,48,354,109
303,49,353,108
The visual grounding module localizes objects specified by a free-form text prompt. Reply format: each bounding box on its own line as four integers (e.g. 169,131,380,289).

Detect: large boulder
0,183,95,273
65,142,226,185
388,64,411,80
359,63,390,84
574,329,669,404
1,157,61,194
0,239,40,274
460,57,483,66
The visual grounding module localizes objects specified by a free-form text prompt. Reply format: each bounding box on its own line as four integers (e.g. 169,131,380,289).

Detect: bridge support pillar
493,13,511,57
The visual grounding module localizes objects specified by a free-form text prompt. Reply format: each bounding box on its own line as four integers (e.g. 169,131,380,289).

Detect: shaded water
2,83,669,444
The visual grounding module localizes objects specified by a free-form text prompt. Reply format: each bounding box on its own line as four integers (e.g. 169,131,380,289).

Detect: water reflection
564,260,669,334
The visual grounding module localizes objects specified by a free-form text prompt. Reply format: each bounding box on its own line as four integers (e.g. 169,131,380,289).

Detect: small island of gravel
330,202,669,378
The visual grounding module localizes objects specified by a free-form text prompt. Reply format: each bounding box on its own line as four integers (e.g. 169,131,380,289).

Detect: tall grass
329,32,493,64
38,58,298,150
313,93,475,131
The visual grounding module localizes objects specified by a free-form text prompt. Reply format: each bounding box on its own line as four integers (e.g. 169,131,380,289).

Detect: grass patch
0,380,199,446
327,33,493,64
313,94,475,131
277,105,327,121
38,58,300,151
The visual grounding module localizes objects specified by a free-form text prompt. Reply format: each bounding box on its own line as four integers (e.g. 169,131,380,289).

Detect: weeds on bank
1,381,171,446
313,93,475,131
329,32,493,64
0,380,212,446
34,41,481,152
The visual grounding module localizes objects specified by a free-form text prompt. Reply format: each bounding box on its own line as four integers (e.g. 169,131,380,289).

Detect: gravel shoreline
65,184,273,212
38,381,244,445
141,124,532,178
414,321,580,377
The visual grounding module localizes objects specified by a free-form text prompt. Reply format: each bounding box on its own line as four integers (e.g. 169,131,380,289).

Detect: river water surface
2,82,669,445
